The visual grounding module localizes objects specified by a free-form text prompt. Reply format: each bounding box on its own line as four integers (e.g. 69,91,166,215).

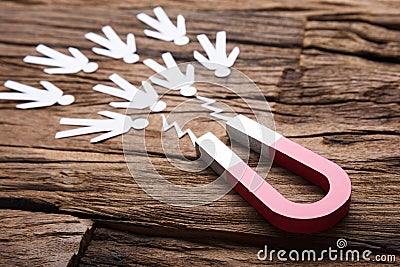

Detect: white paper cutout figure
194,31,239,77
93,73,166,112
24,44,98,74
85,26,139,64
137,6,189,46
143,52,196,97
55,111,148,143
0,80,74,109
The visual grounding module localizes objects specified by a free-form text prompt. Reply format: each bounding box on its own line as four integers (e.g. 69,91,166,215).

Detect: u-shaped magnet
195,115,351,233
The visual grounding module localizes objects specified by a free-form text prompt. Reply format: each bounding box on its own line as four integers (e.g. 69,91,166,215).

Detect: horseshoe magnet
195,115,352,233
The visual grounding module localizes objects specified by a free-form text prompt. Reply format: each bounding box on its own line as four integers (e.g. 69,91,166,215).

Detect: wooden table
0,0,399,266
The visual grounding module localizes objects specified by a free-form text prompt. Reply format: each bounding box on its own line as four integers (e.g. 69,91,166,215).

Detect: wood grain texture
0,210,93,267
0,0,399,266
79,228,396,266
79,228,264,267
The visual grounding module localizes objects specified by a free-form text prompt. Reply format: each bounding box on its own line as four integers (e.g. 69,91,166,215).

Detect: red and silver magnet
195,115,351,233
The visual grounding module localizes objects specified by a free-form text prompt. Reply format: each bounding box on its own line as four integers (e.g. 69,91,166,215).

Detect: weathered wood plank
0,1,399,266
79,228,263,267
79,228,396,266
1,0,400,13
0,209,93,267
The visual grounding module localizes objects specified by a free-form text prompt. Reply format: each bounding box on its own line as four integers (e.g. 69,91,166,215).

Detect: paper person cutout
24,44,98,74
0,80,74,109
194,31,239,77
137,6,189,46
144,52,196,97
55,111,148,143
93,73,166,112
85,26,139,64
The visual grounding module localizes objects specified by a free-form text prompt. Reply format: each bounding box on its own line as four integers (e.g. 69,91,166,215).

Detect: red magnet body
195,115,351,233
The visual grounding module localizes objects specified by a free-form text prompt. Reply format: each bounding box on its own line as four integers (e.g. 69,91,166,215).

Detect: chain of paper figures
0,6,240,144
